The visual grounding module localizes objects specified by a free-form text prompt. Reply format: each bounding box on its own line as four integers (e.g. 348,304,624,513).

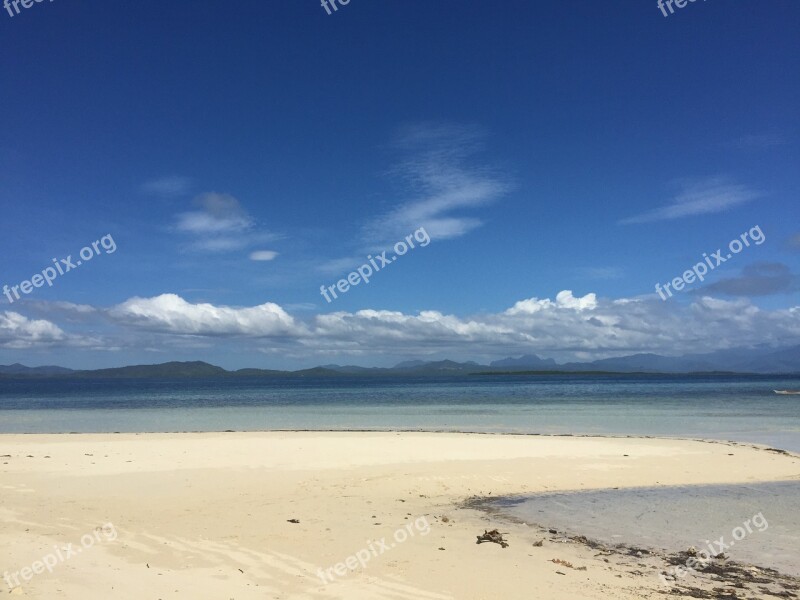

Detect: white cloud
7,291,800,362
621,178,760,224
554,290,598,310
250,250,279,261
108,294,303,337
505,291,597,315
301,292,798,359
0,311,66,348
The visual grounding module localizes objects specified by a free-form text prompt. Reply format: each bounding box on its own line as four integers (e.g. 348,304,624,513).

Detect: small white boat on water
773,390,800,395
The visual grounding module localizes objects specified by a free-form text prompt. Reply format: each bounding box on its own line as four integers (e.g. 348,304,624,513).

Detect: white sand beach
1,432,798,599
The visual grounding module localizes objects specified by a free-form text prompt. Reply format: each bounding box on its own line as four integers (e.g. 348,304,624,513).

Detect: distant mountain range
0,363,74,377
1,345,799,379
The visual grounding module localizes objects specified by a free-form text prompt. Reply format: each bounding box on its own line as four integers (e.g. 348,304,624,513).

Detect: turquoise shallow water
1,374,799,451
488,482,800,577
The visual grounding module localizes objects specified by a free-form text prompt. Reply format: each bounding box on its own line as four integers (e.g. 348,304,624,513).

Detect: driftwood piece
476,529,509,548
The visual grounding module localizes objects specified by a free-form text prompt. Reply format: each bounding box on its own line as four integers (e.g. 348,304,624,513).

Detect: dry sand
1,432,798,599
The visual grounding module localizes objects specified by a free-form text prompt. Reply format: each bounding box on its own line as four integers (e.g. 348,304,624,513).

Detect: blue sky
0,0,798,369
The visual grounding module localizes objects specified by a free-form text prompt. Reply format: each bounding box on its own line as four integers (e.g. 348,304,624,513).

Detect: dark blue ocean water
1,374,799,450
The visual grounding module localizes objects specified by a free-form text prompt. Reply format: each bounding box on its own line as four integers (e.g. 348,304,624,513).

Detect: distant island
1,344,799,379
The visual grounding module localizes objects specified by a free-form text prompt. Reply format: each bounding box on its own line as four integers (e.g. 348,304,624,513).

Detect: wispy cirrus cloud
364,123,510,243
175,193,280,254
142,176,193,198
621,178,761,225
577,266,624,280
693,262,799,297
730,134,787,151
177,193,253,234
318,124,510,274
250,250,279,261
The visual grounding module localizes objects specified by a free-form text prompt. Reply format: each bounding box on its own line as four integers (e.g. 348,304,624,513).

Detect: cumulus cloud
108,294,302,337
308,292,799,358
6,291,800,361
621,178,760,224
0,311,66,348
506,291,598,315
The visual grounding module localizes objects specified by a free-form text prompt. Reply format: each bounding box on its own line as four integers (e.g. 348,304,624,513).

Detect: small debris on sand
765,448,790,455
551,558,588,571
287,519,300,524
476,529,509,548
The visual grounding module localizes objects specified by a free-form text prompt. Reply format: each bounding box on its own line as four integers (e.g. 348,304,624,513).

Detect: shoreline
2,431,798,599
463,488,800,596
2,428,798,457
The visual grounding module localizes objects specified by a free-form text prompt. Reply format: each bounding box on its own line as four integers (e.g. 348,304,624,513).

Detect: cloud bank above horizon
3,289,799,367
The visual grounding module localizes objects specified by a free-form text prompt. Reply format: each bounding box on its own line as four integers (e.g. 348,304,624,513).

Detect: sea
0,373,798,450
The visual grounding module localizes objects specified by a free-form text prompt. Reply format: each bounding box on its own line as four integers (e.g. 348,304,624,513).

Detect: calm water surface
1,374,799,451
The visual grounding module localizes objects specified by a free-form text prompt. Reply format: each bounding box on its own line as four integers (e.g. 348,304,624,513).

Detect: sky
0,0,798,370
